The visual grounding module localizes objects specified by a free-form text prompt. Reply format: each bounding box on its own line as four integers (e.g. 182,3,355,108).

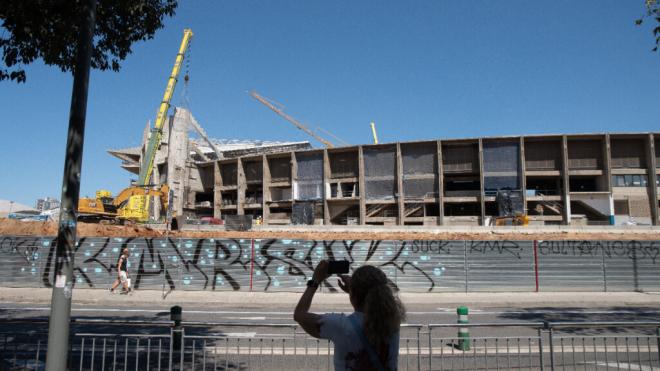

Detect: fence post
546,322,555,371
656,327,660,363
416,326,421,371
533,240,540,292
179,327,185,371
464,241,468,293
537,327,545,371
601,244,608,292
249,239,255,292
428,326,433,371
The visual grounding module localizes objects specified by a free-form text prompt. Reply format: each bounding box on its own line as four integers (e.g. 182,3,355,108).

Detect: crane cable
179,38,192,110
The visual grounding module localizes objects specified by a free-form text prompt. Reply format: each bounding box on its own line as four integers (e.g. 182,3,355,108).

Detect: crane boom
249,90,334,148
183,108,224,159
138,28,194,185
370,121,379,144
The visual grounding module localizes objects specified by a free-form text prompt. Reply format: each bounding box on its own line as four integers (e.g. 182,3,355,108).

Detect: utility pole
45,0,96,369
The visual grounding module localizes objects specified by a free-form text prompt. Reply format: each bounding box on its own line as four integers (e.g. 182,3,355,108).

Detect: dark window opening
444,203,480,216
569,177,597,192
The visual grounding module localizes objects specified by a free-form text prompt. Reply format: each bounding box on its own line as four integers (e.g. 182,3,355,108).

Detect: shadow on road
496,306,660,335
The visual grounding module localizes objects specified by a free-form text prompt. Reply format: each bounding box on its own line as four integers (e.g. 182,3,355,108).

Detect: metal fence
1,236,659,293
2,319,659,370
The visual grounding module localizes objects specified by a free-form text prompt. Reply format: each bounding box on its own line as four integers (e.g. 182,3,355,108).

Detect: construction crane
370,121,379,144
249,90,335,148
78,29,193,224
139,28,194,185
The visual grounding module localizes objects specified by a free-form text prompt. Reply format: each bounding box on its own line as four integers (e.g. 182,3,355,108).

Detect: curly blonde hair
350,265,406,346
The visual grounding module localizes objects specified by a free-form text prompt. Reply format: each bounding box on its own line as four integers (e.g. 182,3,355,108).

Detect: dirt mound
1,218,657,240
0,219,166,238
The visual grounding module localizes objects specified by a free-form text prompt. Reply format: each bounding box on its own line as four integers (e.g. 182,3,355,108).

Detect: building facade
110,110,659,226
209,133,659,226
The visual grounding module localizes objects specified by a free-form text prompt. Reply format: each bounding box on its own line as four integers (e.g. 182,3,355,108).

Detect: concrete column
213,161,222,219
237,158,246,215
561,135,571,225
291,153,297,224
152,165,161,221
478,139,486,226
519,137,527,214
437,140,444,226
262,155,270,225
646,134,658,226
358,146,366,225
396,143,404,225
603,134,614,225
323,149,331,224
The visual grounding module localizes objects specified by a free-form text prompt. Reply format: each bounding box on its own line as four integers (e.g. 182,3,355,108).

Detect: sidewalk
2,287,659,308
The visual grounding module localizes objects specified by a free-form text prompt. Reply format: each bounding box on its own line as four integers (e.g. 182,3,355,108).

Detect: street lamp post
44,1,97,370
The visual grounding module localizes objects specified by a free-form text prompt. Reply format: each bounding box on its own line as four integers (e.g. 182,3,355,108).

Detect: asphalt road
2,292,660,370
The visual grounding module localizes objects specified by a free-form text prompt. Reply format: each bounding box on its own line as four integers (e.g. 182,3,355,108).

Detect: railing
1,318,659,370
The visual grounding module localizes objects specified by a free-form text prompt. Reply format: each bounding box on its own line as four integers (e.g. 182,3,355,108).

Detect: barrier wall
0,236,658,292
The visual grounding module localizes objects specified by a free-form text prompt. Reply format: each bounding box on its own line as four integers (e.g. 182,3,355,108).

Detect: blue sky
1,0,658,206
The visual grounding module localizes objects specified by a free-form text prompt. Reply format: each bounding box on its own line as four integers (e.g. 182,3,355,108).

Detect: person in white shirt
294,261,406,371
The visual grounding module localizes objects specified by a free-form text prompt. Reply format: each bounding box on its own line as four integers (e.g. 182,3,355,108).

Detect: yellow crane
249,90,336,148
78,29,193,223
370,121,378,144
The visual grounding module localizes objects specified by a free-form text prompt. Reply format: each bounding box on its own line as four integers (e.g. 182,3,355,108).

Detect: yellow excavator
78,29,193,224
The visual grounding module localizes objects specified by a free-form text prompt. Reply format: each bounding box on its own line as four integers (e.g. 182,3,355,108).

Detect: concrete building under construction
110,108,659,227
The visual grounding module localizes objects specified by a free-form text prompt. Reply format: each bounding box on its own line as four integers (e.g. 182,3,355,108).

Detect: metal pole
45,0,96,369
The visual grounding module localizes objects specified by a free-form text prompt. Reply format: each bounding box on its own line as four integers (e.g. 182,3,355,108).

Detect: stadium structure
109,108,659,227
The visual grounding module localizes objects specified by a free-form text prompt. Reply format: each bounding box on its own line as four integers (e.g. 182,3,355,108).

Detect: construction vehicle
249,90,349,148
78,186,170,223
78,29,193,224
493,190,529,226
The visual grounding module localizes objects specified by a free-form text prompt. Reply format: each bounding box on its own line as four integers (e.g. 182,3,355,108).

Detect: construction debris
1,219,658,241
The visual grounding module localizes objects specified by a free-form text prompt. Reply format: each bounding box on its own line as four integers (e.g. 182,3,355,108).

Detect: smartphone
327,260,350,275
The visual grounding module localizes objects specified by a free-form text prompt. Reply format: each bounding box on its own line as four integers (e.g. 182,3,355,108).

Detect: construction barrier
0,236,659,292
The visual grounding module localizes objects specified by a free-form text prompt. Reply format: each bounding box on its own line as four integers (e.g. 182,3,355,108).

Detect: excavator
78,29,193,224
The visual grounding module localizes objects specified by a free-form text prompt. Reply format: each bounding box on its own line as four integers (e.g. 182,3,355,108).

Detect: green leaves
0,0,178,82
637,0,660,51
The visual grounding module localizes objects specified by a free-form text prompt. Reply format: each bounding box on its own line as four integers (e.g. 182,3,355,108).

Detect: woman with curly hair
294,261,406,370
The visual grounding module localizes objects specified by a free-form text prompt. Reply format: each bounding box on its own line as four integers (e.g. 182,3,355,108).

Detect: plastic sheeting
402,143,438,199
268,157,291,182
483,141,520,193
295,152,323,200
243,161,262,183
364,146,396,199
220,163,237,186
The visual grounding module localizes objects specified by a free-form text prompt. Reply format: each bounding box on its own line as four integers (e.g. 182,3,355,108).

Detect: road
1,289,659,370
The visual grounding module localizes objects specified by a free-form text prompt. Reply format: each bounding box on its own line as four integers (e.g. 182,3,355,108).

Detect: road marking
584,361,652,371
2,306,659,317
435,308,660,315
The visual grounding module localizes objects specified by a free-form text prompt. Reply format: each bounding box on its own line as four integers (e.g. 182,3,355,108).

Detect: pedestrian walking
110,248,131,294
294,261,406,370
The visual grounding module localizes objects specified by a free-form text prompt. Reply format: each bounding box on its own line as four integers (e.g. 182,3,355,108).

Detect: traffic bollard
171,305,183,351
457,306,471,351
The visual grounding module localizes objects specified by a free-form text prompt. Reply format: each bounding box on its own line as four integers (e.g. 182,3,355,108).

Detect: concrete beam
358,146,366,225
396,143,404,225
646,134,658,225
561,135,571,225
213,161,222,219
262,154,270,224
437,140,444,226
237,158,246,215
478,139,485,226
520,136,527,214
323,149,331,225
603,134,614,225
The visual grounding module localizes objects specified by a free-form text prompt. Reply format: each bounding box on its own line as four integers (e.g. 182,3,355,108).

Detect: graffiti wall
0,236,658,292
